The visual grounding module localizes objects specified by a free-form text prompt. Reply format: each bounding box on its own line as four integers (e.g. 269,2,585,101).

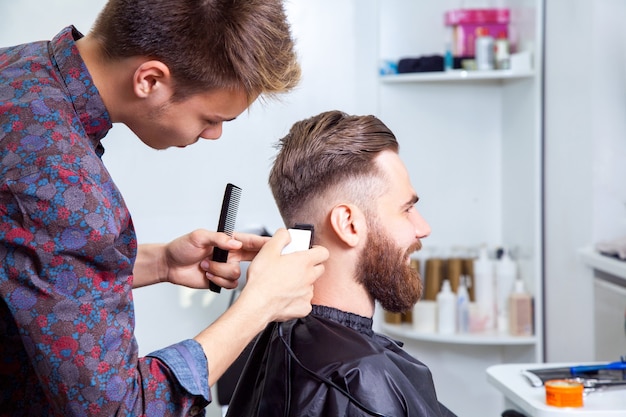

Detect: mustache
406,239,422,257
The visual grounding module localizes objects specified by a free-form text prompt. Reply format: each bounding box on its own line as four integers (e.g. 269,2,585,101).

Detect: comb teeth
220,185,241,236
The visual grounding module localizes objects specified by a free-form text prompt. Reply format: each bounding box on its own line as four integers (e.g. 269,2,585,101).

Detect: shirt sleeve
147,339,211,401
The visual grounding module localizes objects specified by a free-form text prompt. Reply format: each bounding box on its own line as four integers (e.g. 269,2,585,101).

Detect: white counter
487,363,626,416
578,246,626,283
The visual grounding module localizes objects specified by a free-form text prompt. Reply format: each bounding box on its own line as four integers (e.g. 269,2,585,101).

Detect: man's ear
329,203,366,248
132,60,173,101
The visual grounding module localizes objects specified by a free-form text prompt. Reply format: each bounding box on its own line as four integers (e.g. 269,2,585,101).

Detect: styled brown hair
90,0,300,101
269,110,399,226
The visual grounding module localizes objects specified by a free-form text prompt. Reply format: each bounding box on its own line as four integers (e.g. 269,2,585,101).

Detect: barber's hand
236,228,329,322
164,229,270,290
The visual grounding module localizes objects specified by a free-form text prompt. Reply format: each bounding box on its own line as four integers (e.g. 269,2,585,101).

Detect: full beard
356,223,423,313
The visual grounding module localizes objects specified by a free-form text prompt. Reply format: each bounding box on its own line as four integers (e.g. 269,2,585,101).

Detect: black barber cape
225,305,457,417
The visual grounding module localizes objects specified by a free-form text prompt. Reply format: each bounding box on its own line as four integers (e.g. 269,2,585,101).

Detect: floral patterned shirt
0,26,210,416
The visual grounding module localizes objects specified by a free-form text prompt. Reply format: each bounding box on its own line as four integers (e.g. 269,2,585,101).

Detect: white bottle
494,32,510,70
495,249,517,333
437,280,456,334
456,276,470,333
509,279,533,336
475,27,494,71
473,247,495,331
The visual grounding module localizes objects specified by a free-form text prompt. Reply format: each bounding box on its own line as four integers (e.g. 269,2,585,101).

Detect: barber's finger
256,228,291,255
205,272,240,290
232,232,271,251
184,229,243,256
204,257,242,279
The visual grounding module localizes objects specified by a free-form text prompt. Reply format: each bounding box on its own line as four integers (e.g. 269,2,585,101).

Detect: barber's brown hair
90,0,300,101
269,110,399,225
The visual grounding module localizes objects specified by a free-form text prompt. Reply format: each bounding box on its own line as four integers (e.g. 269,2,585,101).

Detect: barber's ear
329,204,366,248
133,60,173,101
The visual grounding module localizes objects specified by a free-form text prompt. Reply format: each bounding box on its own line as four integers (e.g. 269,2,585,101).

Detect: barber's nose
200,123,223,140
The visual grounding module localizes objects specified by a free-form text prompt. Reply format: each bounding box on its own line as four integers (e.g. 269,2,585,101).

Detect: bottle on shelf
475,27,495,70
444,26,454,71
473,246,495,331
495,248,517,333
424,257,444,301
444,43,454,71
494,31,511,70
456,275,470,333
437,279,456,334
509,279,533,336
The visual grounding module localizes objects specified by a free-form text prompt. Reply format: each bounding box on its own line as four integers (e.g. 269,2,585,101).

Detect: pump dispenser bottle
437,280,456,334
495,248,517,333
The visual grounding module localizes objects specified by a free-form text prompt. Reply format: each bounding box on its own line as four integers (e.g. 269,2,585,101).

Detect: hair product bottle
456,276,470,333
473,247,495,331
495,248,517,333
475,27,495,70
508,279,533,336
494,31,511,70
437,280,456,334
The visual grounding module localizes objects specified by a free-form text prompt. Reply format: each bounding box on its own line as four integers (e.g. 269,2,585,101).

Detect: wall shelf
382,323,536,346
380,69,535,84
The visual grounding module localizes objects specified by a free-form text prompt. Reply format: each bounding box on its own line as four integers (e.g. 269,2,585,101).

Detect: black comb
209,183,242,293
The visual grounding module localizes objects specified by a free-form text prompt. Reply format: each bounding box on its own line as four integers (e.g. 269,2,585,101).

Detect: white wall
544,0,626,362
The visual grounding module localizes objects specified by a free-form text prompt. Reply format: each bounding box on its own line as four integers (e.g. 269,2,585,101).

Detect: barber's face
131,87,251,150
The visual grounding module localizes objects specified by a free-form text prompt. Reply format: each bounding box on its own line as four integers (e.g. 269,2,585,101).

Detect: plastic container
545,380,584,407
495,249,517,333
456,276,470,333
437,280,456,334
475,27,495,70
494,31,511,70
473,247,495,331
413,300,437,333
508,279,533,336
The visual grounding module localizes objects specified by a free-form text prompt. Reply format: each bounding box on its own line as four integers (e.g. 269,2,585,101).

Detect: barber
0,0,328,415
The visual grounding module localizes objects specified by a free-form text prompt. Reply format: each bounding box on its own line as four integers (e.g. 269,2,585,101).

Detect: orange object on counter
545,379,584,407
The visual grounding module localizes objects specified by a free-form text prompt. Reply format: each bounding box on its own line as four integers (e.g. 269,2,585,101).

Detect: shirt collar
50,26,112,156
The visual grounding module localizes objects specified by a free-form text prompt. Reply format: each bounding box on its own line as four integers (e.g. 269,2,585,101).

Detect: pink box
444,9,510,57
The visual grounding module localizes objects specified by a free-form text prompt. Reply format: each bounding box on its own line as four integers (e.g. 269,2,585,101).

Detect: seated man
225,110,456,417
